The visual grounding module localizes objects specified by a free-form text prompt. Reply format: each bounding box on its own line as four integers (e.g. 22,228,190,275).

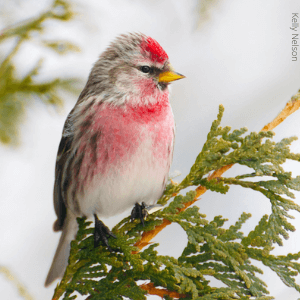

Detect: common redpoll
45,32,185,286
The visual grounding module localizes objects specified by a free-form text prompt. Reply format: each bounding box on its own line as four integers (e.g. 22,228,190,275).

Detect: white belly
78,136,171,217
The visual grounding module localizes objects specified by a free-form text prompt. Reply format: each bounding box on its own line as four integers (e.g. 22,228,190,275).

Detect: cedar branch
135,94,300,297
134,94,300,252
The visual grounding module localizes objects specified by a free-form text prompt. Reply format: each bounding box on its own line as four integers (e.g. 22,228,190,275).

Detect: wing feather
53,116,74,231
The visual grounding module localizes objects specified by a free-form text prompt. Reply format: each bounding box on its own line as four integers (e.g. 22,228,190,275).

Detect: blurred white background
1,0,300,299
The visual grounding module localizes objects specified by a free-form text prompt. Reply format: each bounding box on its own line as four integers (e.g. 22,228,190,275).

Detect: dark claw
131,202,148,226
94,214,117,251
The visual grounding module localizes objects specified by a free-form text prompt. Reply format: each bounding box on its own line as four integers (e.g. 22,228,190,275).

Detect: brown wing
53,119,74,232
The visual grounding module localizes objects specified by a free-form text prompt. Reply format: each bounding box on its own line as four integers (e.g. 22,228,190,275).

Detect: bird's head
81,33,185,106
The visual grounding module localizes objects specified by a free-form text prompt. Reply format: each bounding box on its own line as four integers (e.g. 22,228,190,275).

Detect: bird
45,32,185,287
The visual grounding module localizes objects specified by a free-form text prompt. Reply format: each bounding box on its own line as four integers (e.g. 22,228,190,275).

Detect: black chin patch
158,82,169,90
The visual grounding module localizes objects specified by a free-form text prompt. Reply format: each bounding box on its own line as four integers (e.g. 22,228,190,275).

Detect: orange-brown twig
140,282,187,298
262,94,300,132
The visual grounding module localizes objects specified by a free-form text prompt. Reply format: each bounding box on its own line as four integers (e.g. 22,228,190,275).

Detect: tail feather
45,212,78,287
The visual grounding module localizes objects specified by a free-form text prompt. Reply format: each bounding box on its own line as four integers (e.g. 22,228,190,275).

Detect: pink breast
77,91,174,187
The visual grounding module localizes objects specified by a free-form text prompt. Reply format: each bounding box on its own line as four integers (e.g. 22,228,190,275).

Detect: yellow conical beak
158,71,185,83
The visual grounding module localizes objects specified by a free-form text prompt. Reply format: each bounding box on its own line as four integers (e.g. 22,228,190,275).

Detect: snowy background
1,0,300,299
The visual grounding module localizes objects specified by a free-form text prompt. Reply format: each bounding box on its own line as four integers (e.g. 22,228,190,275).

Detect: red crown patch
141,36,168,63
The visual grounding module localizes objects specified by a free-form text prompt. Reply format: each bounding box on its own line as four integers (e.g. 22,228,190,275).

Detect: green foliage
197,0,222,28
0,0,81,145
0,266,34,300
53,105,300,299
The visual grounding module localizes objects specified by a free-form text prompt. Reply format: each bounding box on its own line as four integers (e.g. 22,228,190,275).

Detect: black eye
140,66,151,73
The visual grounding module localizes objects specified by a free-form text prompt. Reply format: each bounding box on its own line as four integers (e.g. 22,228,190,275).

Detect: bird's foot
94,214,117,251
131,202,148,226
131,202,163,226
